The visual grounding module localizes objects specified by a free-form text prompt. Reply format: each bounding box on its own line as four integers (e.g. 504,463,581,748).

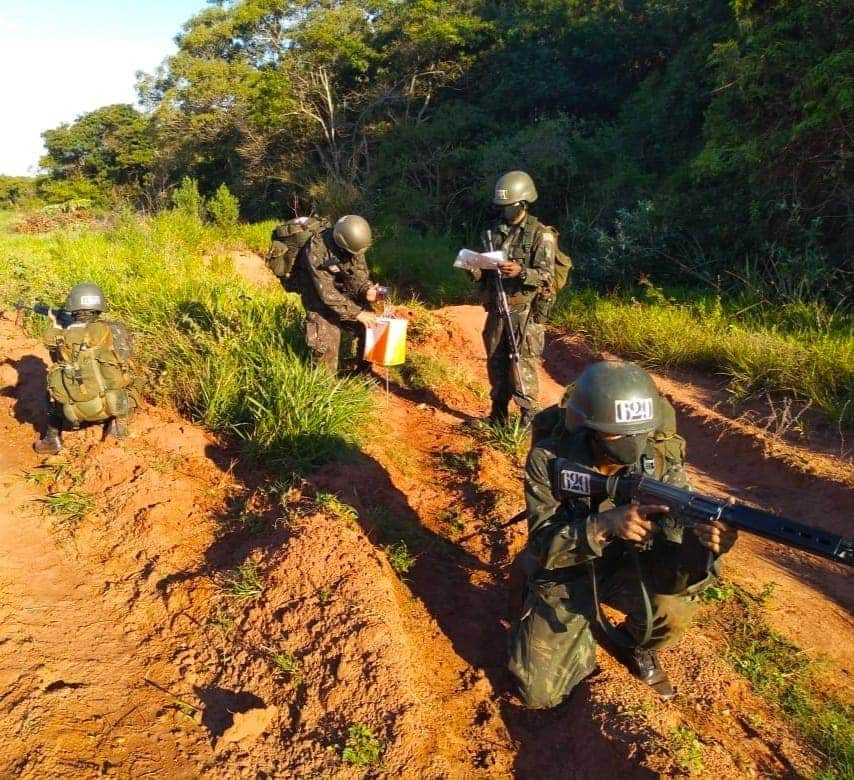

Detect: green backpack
266,215,330,290
45,320,138,424
546,226,573,294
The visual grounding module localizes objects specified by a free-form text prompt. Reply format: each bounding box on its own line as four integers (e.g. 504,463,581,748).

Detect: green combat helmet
332,215,372,254
493,170,538,205
65,283,106,313
565,360,661,464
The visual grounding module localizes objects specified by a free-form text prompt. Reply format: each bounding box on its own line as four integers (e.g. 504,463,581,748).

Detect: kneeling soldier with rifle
509,359,737,705
509,359,852,707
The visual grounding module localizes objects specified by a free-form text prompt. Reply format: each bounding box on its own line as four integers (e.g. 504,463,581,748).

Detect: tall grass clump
553,285,854,425
0,211,372,470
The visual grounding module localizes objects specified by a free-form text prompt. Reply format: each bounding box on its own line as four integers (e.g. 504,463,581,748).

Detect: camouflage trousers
304,309,365,373
482,306,543,412
507,550,713,709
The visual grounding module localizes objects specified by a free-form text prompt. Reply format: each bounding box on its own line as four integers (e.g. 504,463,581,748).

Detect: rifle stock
551,458,853,566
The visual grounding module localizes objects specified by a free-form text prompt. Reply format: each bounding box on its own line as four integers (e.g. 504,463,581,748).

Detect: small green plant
315,492,359,524
172,176,204,219
39,490,94,526
172,698,199,721
440,508,466,535
315,586,333,606
26,461,83,486
478,416,529,459
219,560,263,602
384,540,416,575
438,449,480,475
670,725,704,774
266,647,303,686
699,582,736,603
757,581,777,605
341,723,385,767
208,605,235,640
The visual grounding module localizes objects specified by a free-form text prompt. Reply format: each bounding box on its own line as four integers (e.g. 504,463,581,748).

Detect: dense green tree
39,104,155,203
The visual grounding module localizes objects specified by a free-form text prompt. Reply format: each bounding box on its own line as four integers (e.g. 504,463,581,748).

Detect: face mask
500,203,525,223
592,433,647,465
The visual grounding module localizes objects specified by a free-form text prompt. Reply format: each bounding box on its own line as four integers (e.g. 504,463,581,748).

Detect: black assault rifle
485,230,526,399
14,301,73,328
551,459,853,566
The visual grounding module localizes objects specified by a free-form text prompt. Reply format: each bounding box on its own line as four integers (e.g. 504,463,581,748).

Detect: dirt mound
0,295,851,778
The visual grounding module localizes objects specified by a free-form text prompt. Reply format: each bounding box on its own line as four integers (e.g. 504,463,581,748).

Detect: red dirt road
0,287,851,777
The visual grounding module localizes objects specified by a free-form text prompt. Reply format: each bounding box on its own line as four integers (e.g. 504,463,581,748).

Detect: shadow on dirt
380,372,478,424
2,355,48,434
193,686,266,739
152,423,659,775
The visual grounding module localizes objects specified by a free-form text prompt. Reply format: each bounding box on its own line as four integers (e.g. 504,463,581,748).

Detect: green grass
714,584,853,777
315,492,359,523
341,722,385,767
670,725,704,774
553,286,854,425
0,211,373,470
39,490,94,526
370,225,471,303
219,560,263,602
477,416,530,460
384,540,416,575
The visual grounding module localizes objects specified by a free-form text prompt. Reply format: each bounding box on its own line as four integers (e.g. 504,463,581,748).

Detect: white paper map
453,248,505,271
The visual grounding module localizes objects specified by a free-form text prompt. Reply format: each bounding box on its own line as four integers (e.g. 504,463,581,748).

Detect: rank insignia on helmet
496,188,508,199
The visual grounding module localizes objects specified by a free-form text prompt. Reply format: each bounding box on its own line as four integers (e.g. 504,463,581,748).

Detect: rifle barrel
553,459,853,567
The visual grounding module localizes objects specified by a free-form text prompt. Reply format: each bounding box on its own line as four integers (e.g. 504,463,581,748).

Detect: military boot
488,401,509,425
33,428,62,455
628,647,675,701
107,417,129,439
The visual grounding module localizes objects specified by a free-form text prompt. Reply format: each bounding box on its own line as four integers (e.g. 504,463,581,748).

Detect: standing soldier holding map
465,171,557,428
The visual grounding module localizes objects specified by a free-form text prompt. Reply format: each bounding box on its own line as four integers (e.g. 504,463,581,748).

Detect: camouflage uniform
474,215,555,415
507,425,721,709
292,228,375,372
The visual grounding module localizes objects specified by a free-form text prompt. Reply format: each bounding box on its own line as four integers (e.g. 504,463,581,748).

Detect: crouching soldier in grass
508,360,738,705
34,283,140,455
290,214,386,373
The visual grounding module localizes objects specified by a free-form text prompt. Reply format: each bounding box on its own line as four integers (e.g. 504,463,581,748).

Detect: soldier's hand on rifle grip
597,502,670,544
695,519,738,555
497,261,523,278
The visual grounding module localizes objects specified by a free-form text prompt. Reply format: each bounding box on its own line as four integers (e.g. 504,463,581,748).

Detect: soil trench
0,278,851,778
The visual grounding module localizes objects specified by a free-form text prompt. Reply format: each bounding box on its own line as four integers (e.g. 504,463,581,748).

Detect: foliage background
10,0,851,306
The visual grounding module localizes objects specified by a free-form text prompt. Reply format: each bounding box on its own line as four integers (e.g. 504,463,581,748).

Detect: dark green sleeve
525,444,608,571
521,224,555,290
303,237,364,321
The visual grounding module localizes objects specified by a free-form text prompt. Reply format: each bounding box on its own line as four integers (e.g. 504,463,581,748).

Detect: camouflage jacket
293,229,373,323
472,214,555,310
524,428,696,578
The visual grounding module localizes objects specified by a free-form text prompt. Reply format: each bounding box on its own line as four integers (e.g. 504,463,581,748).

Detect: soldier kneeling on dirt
508,360,738,706
34,283,140,455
